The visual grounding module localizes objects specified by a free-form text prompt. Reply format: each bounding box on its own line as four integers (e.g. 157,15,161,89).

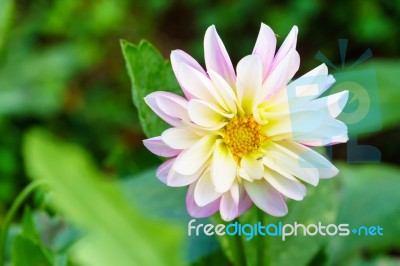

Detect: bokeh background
0,0,399,265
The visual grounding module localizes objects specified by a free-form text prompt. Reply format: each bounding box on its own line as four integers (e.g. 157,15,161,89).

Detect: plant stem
257,209,265,266
233,218,247,266
0,180,46,265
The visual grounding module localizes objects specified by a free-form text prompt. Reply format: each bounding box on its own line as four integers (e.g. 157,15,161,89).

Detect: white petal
261,49,300,99
278,141,339,179
244,179,288,216
178,63,227,109
188,99,232,129
167,164,204,187
144,92,182,127
161,128,200,149
171,49,207,99
236,55,263,113
240,153,264,180
211,140,237,193
230,180,240,204
220,192,239,221
208,70,238,114
143,137,181,157
156,158,175,184
187,181,220,218
204,25,236,87
194,169,222,207
253,23,277,81
173,134,217,175
264,168,306,201
270,26,298,71
155,91,190,121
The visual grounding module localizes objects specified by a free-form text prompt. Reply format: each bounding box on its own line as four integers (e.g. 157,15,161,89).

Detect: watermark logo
188,219,384,241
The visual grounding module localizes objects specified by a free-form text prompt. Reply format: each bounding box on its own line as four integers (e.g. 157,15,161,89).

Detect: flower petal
244,179,288,216
204,25,236,87
211,140,237,193
261,49,300,99
253,23,277,82
155,91,190,121
167,163,206,187
208,70,238,114
171,50,207,99
173,134,217,175
187,182,220,218
188,99,232,129
143,137,181,157
162,128,200,149
220,192,239,221
236,55,263,113
264,168,306,201
178,63,227,109
270,26,298,71
144,92,183,127
238,189,253,216
194,169,222,207
156,158,175,184
240,152,264,180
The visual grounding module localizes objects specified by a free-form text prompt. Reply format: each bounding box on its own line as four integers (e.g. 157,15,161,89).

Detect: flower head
143,24,348,221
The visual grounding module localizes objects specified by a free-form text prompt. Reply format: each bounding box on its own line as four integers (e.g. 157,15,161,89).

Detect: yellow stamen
223,115,264,161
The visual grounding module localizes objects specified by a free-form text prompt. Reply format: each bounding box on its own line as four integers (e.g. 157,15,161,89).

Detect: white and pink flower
143,23,348,221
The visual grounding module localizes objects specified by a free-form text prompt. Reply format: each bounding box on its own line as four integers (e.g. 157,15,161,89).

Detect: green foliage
11,207,53,266
328,163,400,265
23,128,185,266
0,0,14,50
121,40,181,138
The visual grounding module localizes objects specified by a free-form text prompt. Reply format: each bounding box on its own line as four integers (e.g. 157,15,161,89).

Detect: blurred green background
0,0,399,265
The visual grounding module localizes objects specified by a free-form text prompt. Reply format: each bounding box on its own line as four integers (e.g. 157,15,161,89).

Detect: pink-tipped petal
262,49,300,99
167,163,205,187
194,169,222,207
237,189,253,216
270,26,298,71
236,55,263,113
155,91,190,121
144,92,183,127
143,137,181,157
220,192,239,221
204,25,236,87
253,23,277,82
187,182,220,218
171,50,207,99
244,179,288,216
156,158,175,184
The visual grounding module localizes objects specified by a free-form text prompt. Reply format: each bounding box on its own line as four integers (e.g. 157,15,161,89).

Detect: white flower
143,23,348,221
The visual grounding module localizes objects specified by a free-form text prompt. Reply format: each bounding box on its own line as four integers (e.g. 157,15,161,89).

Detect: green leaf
11,235,53,266
121,169,221,263
262,178,338,266
23,128,185,266
0,0,14,50
121,39,181,138
21,207,39,241
327,163,400,265
332,60,400,137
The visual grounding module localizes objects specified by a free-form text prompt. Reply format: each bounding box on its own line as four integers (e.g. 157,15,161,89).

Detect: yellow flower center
223,115,263,161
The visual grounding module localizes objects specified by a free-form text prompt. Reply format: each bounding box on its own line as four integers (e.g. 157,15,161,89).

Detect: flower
143,23,348,221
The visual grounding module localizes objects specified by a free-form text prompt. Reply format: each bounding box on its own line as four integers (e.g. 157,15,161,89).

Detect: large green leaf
121,169,221,263
11,235,53,266
120,39,181,138
327,163,400,265
23,128,184,266
332,60,400,137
